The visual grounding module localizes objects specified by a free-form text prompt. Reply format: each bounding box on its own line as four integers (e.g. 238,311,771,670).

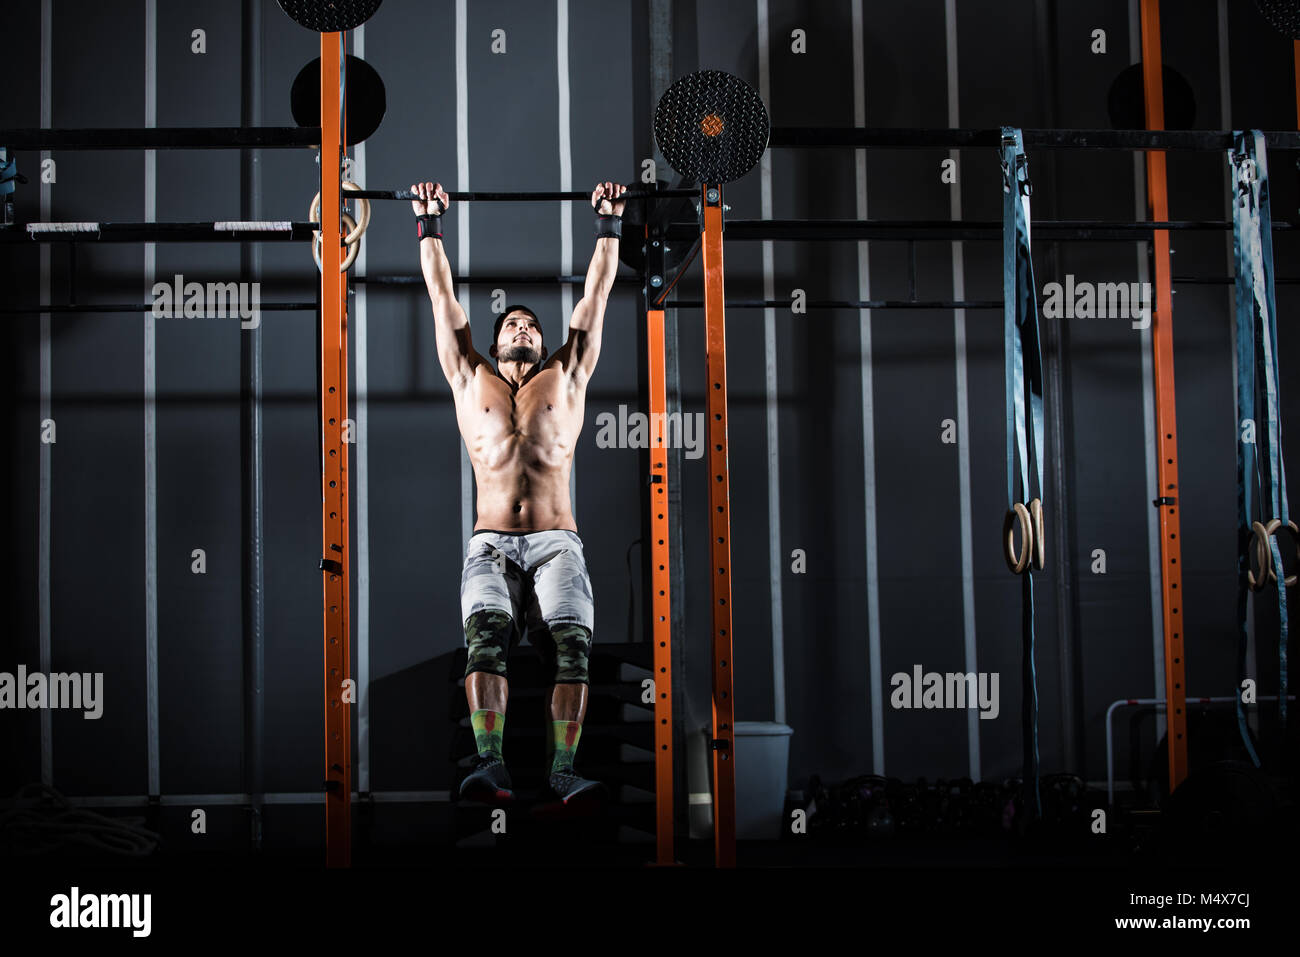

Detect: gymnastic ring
343,181,371,241
310,181,371,246
309,180,370,245
310,182,370,246
1029,497,1046,571
313,212,359,273
1261,517,1299,587
1248,519,1276,591
1003,502,1032,574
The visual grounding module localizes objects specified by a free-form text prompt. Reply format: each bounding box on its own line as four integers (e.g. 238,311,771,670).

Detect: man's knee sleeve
464,609,515,678
549,623,592,684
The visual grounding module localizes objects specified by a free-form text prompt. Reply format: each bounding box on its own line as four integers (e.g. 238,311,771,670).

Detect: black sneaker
459,754,514,805
546,766,607,810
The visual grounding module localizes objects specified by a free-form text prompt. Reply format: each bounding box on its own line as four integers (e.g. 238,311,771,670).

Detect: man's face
495,310,545,364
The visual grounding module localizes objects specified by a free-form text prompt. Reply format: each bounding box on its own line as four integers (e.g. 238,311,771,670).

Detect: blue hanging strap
0,148,25,229
1001,127,1044,821
0,153,19,199
1231,130,1289,749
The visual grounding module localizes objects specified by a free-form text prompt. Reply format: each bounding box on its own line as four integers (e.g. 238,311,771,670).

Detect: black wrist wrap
416,214,443,241
594,214,621,240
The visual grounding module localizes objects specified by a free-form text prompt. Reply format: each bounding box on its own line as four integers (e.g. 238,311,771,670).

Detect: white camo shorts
459,528,595,637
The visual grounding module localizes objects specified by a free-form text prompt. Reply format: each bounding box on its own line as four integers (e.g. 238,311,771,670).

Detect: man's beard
499,344,542,364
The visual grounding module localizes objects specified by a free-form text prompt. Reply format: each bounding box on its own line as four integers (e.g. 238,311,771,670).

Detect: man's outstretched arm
414,181,483,391
555,181,627,384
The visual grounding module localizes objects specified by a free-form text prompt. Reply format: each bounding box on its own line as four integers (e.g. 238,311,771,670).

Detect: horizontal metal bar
0,302,315,315
0,791,452,808
7,282,1293,314
769,127,1300,151
670,299,1003,310
13,217,1294,245
0,127,321,150
665,219,1296,242
7,126,1296,154
3,222,319,242
352,187,700,203
1174,276,1300,284
354,274,642,285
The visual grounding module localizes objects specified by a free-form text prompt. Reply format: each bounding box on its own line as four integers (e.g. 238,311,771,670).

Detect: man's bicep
433,299,483,384
560,298,605,377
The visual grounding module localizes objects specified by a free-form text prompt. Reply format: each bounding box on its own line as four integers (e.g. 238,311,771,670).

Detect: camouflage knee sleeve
550,623,592,684
464,609,515,679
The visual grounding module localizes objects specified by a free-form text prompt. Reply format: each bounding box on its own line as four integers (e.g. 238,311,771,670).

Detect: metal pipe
664,220,1297,243
348,187,699,203
1104,695,1296,805
354,274,636,285
670,298,1002,309
6,126,1299,153
0,127,319,149
240,0,266,855
7,222,316,242
768,126,1300,151
11,218,1294,245
0,302,315,314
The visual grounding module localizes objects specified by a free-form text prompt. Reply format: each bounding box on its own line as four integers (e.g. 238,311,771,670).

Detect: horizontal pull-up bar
0,127,321,150
354,274,642,285
13,217,1294,245
770,127,1300,151
348,187,700,203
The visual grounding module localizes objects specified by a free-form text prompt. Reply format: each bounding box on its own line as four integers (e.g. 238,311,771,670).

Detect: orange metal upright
701,185,736,867
1139,0,1187,792
646,300,676,865
319,31,352,867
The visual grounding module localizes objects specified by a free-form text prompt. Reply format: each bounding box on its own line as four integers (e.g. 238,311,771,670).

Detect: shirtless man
412,178,626,808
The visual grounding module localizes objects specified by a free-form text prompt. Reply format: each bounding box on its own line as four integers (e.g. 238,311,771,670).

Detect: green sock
550,720,582,772
471,709,505,758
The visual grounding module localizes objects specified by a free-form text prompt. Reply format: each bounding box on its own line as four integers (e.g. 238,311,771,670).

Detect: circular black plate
278,0,382,32
1106,62,1196,130
1256,0,1300,40
291,54,387,146
654,70,769,184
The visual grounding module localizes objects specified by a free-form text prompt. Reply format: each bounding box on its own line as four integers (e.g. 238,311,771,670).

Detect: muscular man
412,178,626,809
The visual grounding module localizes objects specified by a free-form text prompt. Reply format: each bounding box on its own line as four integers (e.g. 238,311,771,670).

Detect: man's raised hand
412,181,450,216
593,181,626,217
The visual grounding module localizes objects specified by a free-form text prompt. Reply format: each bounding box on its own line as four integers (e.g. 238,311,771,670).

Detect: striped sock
550,720,582,772
471,709,505,758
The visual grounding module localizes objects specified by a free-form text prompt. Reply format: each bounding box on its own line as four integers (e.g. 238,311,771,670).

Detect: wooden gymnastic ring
1003,502,1032,574
1248,519,1275,591
1262,517,1299,587
313,212,359,273
310,181,371,246
1029,498,1045,571
343,181,371,241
